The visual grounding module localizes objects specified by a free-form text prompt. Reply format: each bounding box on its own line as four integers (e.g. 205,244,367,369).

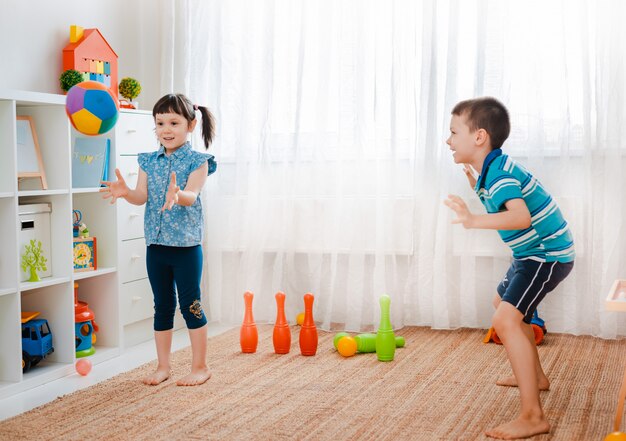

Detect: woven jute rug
0,326,624,441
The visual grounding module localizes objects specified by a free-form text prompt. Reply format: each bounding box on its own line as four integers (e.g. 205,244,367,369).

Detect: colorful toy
74,282,99,357
333,332,405,355
483,311,547,345
272,292,291,354
73,236,97,272
20,239,48,282
295,312,305,326
376,295,396,361
333,332,350,349
62,25,119,97
66,81,119,136
21,312,54,373
75,358,92,376
299,293,318,356
240,291,258,353
337,336,358,357
354,333,405,353
72,209,82,238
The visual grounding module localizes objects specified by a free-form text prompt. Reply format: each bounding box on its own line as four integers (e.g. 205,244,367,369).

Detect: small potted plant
118,77,142,109
59,69,84,93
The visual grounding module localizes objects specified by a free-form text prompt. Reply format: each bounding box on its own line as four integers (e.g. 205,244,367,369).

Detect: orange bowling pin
240,291,258,353
273,292,291,354
299,293,318,356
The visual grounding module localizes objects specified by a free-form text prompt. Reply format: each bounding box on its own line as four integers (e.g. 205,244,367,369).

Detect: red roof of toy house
63,29,119,98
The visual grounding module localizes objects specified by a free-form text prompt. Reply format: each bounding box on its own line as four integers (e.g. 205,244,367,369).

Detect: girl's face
155,112,197,151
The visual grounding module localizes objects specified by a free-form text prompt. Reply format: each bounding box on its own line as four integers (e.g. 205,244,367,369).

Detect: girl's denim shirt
138,142,216,247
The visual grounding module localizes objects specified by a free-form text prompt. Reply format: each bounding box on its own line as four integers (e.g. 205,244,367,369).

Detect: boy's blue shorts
497,259,574,324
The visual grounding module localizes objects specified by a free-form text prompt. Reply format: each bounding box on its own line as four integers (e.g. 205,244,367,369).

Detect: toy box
18,204,52,282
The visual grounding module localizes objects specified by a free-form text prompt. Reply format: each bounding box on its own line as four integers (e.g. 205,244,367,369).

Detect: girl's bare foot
496,375,550,391
486,416,550,439
142,367,170,385
176,367,211,386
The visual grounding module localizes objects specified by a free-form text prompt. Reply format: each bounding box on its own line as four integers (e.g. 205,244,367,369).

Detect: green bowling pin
375,295,395,361
354,333,405,353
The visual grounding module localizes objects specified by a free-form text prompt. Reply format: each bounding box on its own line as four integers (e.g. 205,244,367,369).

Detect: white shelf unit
0,90,142,400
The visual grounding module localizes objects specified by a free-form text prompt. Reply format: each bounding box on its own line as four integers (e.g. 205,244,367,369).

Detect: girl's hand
443,194,475,229
463,164,477,188
161,172,180,211
100,168,130,204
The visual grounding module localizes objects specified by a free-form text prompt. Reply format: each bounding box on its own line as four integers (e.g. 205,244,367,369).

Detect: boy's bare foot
486,416,550,439
496,375,550,391
176,367,211,386
142,367,170,385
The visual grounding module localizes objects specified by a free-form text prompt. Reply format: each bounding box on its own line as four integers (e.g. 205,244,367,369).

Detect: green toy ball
333,332,350,349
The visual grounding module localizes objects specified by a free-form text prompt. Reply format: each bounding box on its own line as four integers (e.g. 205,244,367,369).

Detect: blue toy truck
21,318,54,372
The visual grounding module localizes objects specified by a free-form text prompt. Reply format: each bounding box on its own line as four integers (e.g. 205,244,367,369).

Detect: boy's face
446,113,477,164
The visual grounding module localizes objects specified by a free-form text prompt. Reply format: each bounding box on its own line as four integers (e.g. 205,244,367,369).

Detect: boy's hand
444,194,474,228
100,168,130,204
463,164,477,188
161,172,180,211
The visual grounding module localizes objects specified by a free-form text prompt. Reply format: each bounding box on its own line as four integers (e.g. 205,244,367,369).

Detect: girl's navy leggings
146,244,207,331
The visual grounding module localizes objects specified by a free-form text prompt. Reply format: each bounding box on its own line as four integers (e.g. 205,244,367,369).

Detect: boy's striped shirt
475,149,575,263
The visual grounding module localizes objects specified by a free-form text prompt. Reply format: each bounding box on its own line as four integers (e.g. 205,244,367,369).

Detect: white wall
0,0,162,108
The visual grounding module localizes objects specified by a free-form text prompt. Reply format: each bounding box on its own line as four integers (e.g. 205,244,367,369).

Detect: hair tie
193,104,199,111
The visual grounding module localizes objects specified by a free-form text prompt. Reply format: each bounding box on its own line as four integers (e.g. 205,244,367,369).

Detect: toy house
62,25,118,98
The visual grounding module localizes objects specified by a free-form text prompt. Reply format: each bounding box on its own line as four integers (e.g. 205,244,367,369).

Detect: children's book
72,138,110,188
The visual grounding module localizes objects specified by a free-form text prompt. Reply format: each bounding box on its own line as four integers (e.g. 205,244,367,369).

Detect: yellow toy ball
337,336,358,357
296,312,305,326
604,432,626,441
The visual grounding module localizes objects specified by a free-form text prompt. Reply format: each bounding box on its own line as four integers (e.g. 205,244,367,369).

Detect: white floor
0,322,232,422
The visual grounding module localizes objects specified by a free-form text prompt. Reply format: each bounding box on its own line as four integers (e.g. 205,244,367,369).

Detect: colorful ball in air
75,358,92,376
337,336,358,357
66,81,119,136
296,312,305,326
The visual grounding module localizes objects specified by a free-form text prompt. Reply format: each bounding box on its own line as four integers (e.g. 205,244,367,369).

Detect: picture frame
16,116,48,190
73,237,97,272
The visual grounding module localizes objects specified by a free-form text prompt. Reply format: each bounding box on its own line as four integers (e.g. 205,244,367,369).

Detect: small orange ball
337,336,358,357
296,312,305,326
604,432,626,441
75,358,92,376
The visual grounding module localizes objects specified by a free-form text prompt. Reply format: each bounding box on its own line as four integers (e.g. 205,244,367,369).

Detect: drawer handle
129,213,140,218
131,296,142,301
127,171,138,177
131,254,141,260
127,129,137,133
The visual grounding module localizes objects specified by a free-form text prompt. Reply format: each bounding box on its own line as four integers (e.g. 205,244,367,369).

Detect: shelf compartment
72,192,118,269
20,283,75,367
73,273,120,351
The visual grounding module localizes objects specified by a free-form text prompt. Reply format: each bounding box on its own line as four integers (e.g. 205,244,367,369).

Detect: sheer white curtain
156,0,625,338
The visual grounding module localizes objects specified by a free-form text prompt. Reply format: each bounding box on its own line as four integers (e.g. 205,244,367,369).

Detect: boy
443,97,574,439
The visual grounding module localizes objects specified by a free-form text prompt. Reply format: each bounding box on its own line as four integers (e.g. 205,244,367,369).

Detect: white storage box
18,203,52,282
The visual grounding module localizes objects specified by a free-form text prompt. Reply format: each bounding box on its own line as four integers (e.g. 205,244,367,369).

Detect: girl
101,93,217,386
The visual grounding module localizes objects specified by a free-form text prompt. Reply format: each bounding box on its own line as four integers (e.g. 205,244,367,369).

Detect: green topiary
59,69,83,92
119,77,142,101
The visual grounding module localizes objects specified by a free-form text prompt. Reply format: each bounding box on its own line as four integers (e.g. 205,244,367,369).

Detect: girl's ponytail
196,106,215,150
